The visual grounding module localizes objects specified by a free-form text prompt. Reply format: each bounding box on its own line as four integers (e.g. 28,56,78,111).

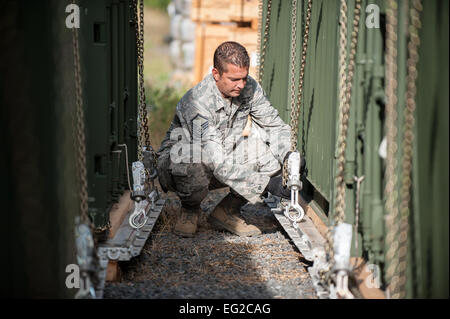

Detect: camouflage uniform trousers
157,149,250,210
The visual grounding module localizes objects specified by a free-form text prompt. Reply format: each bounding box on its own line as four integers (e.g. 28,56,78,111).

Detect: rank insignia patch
192,113,209,140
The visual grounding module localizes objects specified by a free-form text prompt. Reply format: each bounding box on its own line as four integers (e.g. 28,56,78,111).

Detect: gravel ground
104,188,317,299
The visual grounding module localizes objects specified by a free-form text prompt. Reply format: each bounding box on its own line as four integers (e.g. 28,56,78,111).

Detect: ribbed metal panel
302,0,339,202
80,0,138,230
411,0,449,298
260,0,448,298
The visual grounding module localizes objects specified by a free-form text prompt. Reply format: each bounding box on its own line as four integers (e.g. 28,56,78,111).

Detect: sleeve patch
192,113,209,140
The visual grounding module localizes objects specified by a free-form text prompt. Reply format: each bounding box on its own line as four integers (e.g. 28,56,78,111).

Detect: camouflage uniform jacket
157,74,291,204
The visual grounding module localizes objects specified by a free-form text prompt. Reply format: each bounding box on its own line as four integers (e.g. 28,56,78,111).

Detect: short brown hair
213,41,250,74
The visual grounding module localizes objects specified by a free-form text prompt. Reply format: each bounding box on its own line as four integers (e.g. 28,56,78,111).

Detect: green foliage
144,0,171,12
146,84,186,150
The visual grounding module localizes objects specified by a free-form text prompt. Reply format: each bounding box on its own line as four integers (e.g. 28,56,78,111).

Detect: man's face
212,63,249,98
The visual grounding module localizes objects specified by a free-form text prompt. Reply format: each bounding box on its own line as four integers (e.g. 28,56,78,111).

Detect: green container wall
260,0,448,298
0,0,139,297
1,0,80,297
79,0,138,230
411,0,448,298
260,0,339,204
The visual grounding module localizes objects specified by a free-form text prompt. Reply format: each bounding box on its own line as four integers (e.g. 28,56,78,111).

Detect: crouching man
157,41,293,237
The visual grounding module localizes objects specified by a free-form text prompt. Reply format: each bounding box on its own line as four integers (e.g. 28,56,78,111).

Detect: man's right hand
283,151,307,176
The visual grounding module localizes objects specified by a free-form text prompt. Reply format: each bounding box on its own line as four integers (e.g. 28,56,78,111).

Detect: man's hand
283,151,307,176
264,175,291,199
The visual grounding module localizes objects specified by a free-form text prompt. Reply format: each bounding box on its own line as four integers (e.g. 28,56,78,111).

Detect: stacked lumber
191,0,260,84
191,0,259,25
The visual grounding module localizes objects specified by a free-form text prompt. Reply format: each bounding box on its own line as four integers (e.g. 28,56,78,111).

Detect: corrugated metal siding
261,0,340,202
80,0,138,229
412,0,449,298
260,0,448,298
260,0,292,121
303,0,339,202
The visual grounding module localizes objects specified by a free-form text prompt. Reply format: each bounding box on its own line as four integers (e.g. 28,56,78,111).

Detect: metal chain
133,0,151,161
71,3,102,298
72,19,89,226
384,0,401,299
321,0,362,285
334,0,361,225
282,0,299,186
288,0,298,149
282,0,312,187
396,0,422,299
322,0,349,283
256,0,263,82
133,0,143,160
257,0,272,84
290,0,312,153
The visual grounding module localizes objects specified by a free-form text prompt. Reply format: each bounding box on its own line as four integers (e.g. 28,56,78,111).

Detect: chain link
256,0,262,82
133,0,143,160
282,0,312,187
334,0,361,225
133,0,152,162
72,19,89,226
290,0,312,154
282,0,298,187
322,0,349,283
71,2,102,298
257,0,272,84
321,0,362,286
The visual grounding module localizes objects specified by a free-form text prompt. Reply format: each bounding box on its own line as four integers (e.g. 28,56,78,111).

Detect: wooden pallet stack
191,0,260,84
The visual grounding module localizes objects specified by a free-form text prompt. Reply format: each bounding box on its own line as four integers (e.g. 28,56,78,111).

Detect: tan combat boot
174,207,200,237
207,194,261,237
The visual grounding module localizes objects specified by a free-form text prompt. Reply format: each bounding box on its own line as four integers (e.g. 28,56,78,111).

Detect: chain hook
283,151,305,224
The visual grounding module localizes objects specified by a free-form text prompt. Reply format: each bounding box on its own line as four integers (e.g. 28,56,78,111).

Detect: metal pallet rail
265,195,329,298
96,198,165,298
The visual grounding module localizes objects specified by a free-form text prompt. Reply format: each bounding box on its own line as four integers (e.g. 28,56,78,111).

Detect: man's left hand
264,175,291,200
283,151,307,176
